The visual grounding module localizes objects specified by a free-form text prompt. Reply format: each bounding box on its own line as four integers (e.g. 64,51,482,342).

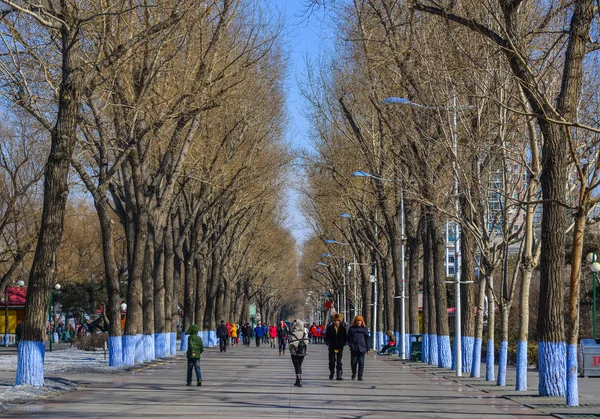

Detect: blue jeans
187,358,202,383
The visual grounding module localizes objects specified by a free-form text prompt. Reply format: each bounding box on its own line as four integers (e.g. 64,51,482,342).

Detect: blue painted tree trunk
438,335,451,368
15,341,45,386
515,340,528,390
471,337,482,377
208,331,217,347
135,334,144,363
566,343,578,406
538,341,566,396
170,332,177,354
376,332,384,350
486,339,495,381
164,333,171,356
422,334,429,363
155,333,166,358
180,332,189,352
122,334,138,366
405,333,411,358
429,334,438,365
108,335,123,367
52,332,59,343
462,336,474,374
143,334,155,361
497,341,508,386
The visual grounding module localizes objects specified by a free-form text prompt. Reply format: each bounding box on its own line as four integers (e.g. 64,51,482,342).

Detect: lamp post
4,280,25,347
351,171,407,359
587,253,600,339
383,96,473,375
48,283,61,352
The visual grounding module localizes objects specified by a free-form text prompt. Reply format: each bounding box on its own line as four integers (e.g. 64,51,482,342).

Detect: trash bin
410,335,422,362
580,339,600,377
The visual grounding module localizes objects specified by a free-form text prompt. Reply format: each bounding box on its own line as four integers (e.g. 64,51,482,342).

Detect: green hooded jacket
186,324,204,359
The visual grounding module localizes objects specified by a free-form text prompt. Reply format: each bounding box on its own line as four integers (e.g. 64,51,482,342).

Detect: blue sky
267,1,337,244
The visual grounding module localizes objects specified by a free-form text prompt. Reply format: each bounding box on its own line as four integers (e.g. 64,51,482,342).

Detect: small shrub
74,333,108,351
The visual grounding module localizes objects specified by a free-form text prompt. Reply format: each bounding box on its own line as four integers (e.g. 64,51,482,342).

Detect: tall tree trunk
96,200,123,367
141,225,155,361
153,227,166,358
460,221,476,374
163,217,175,355
180,243,195,351
194,259,207,332
431,213,450,368
16,23,83,386
486,274,495,381
471,275,487,378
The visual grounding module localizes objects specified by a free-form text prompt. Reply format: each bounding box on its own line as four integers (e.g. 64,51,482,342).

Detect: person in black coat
216,320,228,352
347,315,370,380
325,313,347,380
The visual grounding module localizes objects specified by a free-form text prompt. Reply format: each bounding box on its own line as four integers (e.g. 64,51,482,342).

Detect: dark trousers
350,351,365,378
291,355,304,374
243,335,250,346
278,337,287,352
219,336,227,352
328,348,343,373
187,358,202,383
255,336,261,347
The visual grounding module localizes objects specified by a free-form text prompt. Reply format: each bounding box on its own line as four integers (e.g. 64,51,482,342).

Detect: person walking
262,323,269,344
269,324,277,348
347,315,369,381
254,322,264,347
325,313,347,380
288,319,308,387
217,320,228,352
186,324,204,386
276,320,289,355
230,323,238,346
242,323,251,347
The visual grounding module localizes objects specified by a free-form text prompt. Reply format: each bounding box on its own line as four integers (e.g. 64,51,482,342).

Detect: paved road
2,342,553,418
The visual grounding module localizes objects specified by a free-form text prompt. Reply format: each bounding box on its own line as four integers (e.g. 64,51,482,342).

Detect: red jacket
269,326,277,338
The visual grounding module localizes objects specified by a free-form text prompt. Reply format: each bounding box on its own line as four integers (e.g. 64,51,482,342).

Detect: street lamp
48,283,61,352
383,96,474,375
351,169,407,359
4,280,25,347
587,253,600,339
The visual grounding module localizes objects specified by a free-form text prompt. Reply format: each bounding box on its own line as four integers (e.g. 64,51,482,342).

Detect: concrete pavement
1,342,559,418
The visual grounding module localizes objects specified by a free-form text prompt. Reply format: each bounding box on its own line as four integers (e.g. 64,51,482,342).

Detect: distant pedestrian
309,323,317,344
325,313,347,380
347,315,369,381
269,324,277,348
242,323,251,347
288,319,308,387
186,324,204,386
254,322,264,347
217,320,228,352
277,320,289,355
262,324,269,343
230,323,238,346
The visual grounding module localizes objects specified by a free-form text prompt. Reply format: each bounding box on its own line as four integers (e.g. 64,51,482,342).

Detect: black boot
336,370,343,381
329,370,334,380
298,374,302,387
294,377,300,387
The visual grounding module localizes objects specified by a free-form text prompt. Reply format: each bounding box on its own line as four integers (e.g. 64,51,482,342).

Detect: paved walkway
1,343,558,418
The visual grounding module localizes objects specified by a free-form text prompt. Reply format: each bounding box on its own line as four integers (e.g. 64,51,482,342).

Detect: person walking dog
347,315,369,380
325,313,347,380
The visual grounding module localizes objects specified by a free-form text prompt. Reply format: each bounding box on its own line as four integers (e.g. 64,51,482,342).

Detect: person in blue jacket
262,324,269,344
254,322,264,347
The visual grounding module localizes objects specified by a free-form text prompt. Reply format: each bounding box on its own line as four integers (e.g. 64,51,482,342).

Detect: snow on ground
0,348,174,412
